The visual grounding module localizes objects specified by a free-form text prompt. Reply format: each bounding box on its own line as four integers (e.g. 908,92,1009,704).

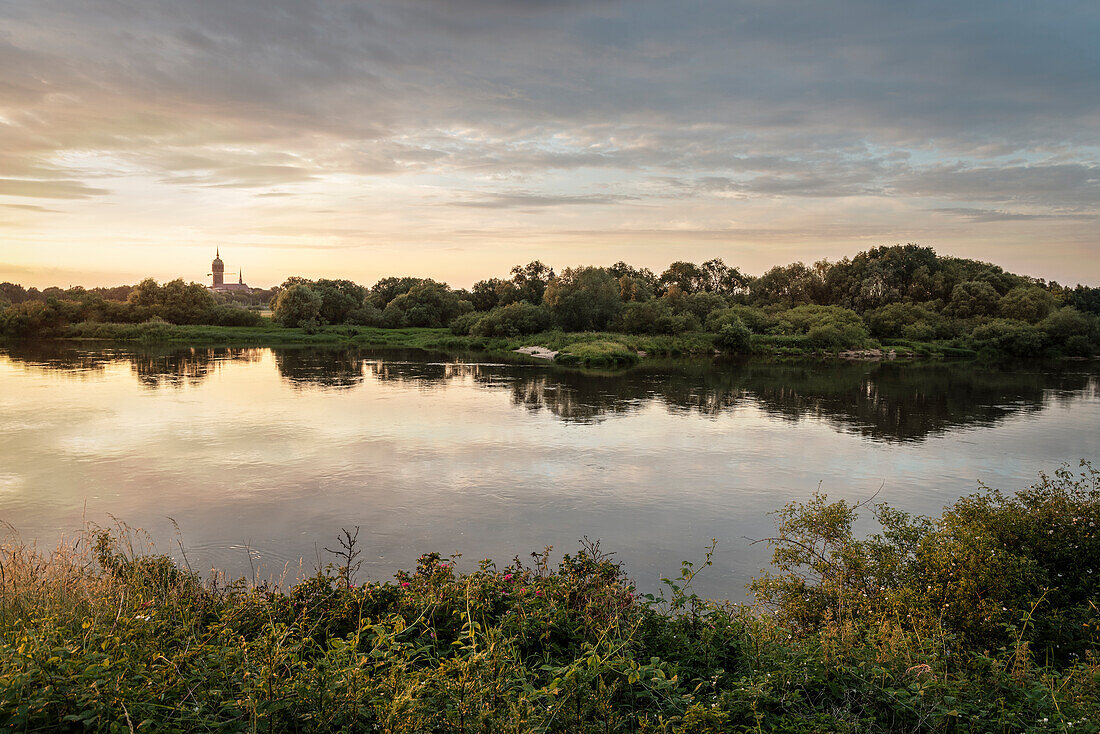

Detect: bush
751,462,1100,661
864,303,945,339
1040,307,1093,342
471,302,552,337
704,305,771,333
806,322,867,349
448,310,482,336
620,300,697,334
970,318,1048,357
554,340,639,369
715,319,751,353
345,302,385,327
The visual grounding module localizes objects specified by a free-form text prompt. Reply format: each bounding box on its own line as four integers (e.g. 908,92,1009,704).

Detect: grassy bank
37,320,988,364
2,465,1097,732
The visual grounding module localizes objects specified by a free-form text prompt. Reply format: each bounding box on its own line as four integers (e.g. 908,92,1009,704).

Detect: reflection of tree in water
1,343,262,389
474,359,1098,442
274,349,366,389
4,343,1096,442
130,348,262,389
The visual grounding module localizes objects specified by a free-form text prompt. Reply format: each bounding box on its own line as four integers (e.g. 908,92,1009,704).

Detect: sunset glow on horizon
1,0,1097,290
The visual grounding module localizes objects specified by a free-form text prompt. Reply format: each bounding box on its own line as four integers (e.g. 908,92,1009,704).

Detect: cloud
0,0,1097,284
0,178,110,199
451,192,637,209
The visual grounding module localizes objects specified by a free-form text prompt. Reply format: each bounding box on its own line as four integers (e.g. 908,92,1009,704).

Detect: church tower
211,248,224,288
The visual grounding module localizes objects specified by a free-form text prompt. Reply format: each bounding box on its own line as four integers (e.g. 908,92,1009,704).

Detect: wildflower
400,581,410,588
535,589,544,597
503,573,513,581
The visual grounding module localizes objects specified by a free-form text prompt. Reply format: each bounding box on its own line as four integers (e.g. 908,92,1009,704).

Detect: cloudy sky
1,0,1097,289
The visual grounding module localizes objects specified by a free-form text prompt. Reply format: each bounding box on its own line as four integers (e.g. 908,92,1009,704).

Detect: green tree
543,266,622,330
999,286,1057,323
383,280,470,327
510,261,555,304
946,280,1000,318
273,284,323,327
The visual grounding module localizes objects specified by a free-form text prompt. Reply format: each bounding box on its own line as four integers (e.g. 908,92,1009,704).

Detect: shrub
715,319,751,353
704,305,771,333
448,310,482,336
554,340,639,369
620,300,696,334
751,462,1100,661
1040,307,1093,342
345,302,385,327
970,318,1047,357
471,302,553,337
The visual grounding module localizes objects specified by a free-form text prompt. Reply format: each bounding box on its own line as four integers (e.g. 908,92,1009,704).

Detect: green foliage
864,302,946,340
999,286,1058,323
471,302,553,337
947,280,1001,318
715,319,752,353
3,466,1098,731
554,340,640,369
1041,307,1093,342
381,280,471,328
621,300,697,335
273,283,323,327
751,462,1100,662
544,266,623,331
971,318,1048,358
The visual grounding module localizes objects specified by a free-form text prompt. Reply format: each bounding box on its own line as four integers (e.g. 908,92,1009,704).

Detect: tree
368,276,426,310
946,280,1000,319
312,279,368,324
543,267,622,331
699,258,749,296
998,286,1057,323
382,280,470,327
750,263,823,306
510,261,556,304
658,261,704,295
273,284,323,327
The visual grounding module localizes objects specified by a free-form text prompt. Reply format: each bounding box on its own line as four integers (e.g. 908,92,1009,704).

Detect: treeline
269,246,1100,357
4,245,1100,357
0,279,269,336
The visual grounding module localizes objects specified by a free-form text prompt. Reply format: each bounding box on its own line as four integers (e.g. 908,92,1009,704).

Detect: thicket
4,245,1100,358
1,464,1097,731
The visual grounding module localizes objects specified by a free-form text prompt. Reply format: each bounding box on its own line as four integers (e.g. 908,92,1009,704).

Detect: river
1,343,1097,601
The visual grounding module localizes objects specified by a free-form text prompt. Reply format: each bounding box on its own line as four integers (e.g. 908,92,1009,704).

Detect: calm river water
1,343,1097,601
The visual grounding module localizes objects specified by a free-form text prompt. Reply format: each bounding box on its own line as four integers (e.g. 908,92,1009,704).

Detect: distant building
208,249,251,293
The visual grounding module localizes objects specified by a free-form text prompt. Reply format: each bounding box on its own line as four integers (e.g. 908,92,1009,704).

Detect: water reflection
3,342,1097,443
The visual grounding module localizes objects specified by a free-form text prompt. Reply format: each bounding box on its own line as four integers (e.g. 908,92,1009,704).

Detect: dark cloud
0,0,1096,277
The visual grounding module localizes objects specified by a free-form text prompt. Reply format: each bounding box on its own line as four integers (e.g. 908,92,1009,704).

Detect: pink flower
503,573,513,581
400,581,410,588
519,587,526,594
535,589,544,597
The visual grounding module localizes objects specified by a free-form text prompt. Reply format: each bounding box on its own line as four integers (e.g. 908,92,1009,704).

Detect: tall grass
1,467,1098,732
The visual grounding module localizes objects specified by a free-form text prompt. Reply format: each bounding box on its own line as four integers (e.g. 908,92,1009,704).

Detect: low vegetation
2,464,1097,731
3,245,1099,360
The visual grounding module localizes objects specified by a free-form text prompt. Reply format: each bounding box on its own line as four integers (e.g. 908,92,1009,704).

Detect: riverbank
1,465,1097,732
40,320,984,364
